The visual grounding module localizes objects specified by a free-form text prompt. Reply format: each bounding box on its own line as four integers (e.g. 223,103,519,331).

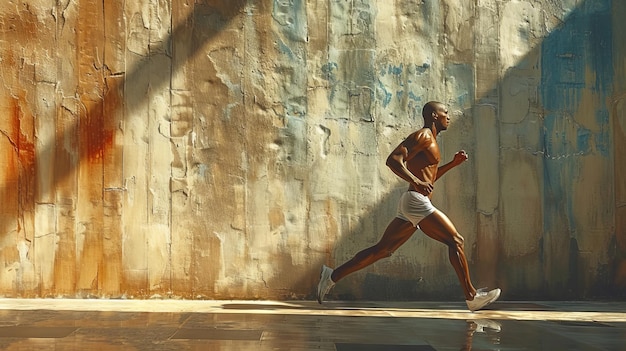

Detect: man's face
435,105,450,130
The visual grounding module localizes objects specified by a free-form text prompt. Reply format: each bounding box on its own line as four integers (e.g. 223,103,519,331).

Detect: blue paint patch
375,62,430,110
540,0,614,237
416,63,430,74
541,0,613,156
444,63,474,108
272,0,306,42
594,110,611,155
197,164,208,178
321,62,338,102
408,91,421,102
576,128,591,154
276,39,294,59
270,0,308,166
388,64,403,76
543,113,567,158
321,62,338,77
396,90,404,102
376,80,392,108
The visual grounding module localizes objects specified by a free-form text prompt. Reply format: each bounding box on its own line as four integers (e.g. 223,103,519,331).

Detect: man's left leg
316,217,416,303
331,218,417,282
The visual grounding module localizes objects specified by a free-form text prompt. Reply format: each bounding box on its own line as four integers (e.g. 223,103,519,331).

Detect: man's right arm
385,132,433,194
386,145,418,185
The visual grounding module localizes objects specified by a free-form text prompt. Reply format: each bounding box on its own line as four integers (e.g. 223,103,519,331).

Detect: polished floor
0,298,624,350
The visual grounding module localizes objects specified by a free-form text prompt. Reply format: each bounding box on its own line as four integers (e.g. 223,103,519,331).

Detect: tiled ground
0,299,624,350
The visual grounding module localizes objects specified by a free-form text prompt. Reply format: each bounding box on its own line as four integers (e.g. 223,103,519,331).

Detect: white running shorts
396,191,437,227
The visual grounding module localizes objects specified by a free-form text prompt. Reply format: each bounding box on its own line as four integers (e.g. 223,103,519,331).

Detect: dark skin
330,101,478,301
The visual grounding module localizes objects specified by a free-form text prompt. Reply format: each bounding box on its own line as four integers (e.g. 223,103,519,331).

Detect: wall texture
0,0,623,300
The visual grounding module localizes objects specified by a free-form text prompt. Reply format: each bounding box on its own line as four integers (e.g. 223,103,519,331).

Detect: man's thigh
376,217,418,252
418,210,462,245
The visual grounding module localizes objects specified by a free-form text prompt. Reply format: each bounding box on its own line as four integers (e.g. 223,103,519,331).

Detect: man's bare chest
423,142,441,166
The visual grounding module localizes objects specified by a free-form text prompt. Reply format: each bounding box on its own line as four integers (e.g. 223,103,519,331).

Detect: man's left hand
453,150,468,165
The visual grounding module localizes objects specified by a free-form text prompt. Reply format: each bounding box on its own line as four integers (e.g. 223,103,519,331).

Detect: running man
316,101,501,312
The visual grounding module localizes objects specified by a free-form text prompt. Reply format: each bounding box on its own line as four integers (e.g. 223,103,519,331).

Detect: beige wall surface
0,0,623,300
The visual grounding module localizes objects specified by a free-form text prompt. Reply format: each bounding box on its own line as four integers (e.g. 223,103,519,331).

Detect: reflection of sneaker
317,265,335,304
466,288,501,312
467,319,502,333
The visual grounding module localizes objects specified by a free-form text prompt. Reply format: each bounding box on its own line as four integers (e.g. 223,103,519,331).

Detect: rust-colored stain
10,94,36,227
0,6,39,41
77,0,113,166
80,106,115,164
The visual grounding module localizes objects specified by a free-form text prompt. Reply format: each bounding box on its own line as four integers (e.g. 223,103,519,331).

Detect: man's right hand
414,180,434,196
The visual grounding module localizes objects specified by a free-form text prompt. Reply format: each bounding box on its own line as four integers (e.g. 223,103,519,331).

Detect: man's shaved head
422,101,444,121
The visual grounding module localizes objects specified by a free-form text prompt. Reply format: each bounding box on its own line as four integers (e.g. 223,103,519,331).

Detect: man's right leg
417,210,477,300
331,217,416,282
418,210,500,311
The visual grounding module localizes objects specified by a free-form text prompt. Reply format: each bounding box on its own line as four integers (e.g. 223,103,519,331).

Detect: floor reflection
462,319,502,351
0,299,623,350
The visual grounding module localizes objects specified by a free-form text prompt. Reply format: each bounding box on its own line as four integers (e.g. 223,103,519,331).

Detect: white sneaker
316,265,335,304
466,288,501,312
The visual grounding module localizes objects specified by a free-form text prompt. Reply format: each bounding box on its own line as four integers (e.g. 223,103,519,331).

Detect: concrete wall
0,0,623,300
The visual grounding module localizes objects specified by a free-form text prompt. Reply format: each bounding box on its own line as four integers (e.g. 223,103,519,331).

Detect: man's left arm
435,150,468,182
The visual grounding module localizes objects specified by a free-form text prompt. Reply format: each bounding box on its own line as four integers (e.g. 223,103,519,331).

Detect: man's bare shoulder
399,128,434,158
407,127,434,145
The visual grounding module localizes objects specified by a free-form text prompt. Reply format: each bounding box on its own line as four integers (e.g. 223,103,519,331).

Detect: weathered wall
0,0,623,300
